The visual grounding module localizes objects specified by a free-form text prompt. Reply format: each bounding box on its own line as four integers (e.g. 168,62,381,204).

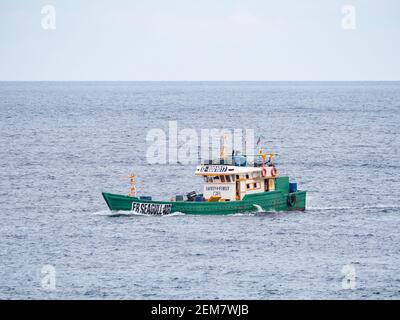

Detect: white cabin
195,164,277,201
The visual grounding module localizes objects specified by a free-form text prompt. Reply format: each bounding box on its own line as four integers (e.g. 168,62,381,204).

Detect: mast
128,173,137,197
219,134,227,159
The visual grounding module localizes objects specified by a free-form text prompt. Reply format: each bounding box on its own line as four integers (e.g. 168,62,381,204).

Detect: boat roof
195,165,262,176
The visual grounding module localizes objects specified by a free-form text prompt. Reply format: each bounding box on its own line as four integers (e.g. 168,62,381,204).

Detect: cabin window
232,175,235,181
236,175,239,180
246,174,249,179
220,176,225,182
205,176,213,183
246,183,251,189
214,176,220,180
225,175,231,182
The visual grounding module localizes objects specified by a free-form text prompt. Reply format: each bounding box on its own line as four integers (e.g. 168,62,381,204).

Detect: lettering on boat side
205,186,230,191
199,165,228,173
131,202,172,215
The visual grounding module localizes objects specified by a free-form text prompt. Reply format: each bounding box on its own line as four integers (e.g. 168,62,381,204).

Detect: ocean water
0,81,399,299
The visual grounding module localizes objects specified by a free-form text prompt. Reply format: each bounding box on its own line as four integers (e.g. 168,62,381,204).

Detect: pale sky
0,0,399,80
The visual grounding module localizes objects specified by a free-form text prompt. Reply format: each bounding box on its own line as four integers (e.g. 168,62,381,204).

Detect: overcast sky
0,0,399,80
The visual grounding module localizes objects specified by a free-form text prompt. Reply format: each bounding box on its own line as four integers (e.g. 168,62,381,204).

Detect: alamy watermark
39,4,357,33
341,5,356,30
341,264,356,290
41,264,56,291
146,121,256,165
41,5,56,30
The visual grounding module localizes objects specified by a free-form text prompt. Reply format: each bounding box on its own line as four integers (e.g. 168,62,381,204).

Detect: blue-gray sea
0,81,399,299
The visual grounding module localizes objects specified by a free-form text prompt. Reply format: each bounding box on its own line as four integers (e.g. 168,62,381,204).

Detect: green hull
102,176,306,215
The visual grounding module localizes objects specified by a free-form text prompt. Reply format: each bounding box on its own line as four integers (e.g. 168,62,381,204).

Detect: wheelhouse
195,161,278,202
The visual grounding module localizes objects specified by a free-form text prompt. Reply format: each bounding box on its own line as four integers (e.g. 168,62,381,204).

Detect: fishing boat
102,148,306,215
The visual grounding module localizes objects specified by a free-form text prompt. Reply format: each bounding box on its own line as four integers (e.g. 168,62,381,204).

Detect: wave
308,204,400,211
92,210,137,217
253,204,264,212
166,211,186,216
92,210,186,217
228,212,258,216
93,204,399,218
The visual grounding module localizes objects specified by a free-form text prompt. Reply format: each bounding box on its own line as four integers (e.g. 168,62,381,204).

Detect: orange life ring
261,167,267,177
271,167,277,177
